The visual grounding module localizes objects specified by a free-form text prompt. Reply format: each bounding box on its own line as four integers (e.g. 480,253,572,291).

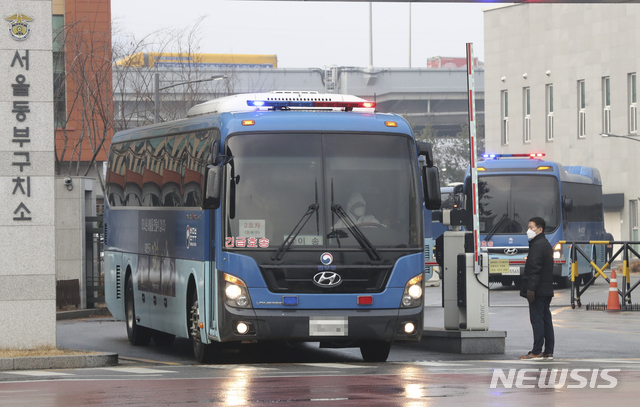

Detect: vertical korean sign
1,1,56,348
466,43,481,274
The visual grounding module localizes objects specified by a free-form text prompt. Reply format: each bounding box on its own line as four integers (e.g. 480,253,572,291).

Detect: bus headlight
225,284,242,300
408,284,423,299
401,274,424,308
224,273,252,308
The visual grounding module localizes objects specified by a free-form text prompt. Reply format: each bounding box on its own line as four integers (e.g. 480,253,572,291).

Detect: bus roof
469,157,602,185
111,110,412,145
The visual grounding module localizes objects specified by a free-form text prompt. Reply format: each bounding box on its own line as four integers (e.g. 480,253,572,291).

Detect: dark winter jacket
520,232,554,298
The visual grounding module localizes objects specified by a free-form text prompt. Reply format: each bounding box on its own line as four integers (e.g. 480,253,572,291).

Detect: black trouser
528,296,554,355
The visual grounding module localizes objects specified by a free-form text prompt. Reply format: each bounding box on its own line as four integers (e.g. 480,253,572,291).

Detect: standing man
519,217,555,360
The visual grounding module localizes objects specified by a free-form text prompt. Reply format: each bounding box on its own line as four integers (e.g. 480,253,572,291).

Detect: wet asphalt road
2,277,640,406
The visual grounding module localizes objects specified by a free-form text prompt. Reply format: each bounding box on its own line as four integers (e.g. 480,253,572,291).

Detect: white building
484,3,640,241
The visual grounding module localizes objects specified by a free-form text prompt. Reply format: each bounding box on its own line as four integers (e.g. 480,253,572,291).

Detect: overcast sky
111,1,487,69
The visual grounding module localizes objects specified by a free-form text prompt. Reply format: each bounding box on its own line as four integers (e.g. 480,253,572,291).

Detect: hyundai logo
320,252,333,265
313,271,342,287
504,248,518,255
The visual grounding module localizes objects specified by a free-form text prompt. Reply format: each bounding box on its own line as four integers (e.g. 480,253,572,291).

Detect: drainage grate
585,303,640,311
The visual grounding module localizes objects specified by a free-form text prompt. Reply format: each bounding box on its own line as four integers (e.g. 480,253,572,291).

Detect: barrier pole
571,244,578,308
576,245,610,283
622,243,630,304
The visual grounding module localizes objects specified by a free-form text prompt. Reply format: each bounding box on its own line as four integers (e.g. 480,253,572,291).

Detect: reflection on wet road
1,360,639,406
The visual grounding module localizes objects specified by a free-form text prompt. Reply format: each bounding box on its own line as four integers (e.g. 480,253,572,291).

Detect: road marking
118,356,181,366
410,361,472,367
100,367,176,374
202,365,278,371
299,363,369,369
552,306,571,315
311,398,349,401
552,324,640,337
477,360,566,365
4,371,73,377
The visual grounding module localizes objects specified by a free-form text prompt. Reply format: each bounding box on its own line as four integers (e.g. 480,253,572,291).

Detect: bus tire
125,273,152,346
152,330,175,347
189,288,220,363
360,341,391,362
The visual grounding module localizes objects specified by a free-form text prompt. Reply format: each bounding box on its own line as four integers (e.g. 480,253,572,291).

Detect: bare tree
54,13,279,194
413,122,485,186
112,16,239,128
54,15,115,192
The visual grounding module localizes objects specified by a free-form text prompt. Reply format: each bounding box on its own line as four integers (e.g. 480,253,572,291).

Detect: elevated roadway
113,66,484,136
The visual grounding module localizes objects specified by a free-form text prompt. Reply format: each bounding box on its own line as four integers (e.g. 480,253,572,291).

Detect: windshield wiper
514,213,528,233
484,212,508,243
331,204,381,261
271,204,319,261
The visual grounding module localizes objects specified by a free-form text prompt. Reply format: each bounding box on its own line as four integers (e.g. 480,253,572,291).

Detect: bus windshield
223,133,422,251
476,175,560,235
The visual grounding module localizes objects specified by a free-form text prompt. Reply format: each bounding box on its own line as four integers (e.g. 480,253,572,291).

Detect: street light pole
600,133,640,142
154,73,160,124
154,73,226,124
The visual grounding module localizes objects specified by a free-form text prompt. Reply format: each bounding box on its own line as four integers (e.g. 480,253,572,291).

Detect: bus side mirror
422,166,441,210
452,184,463,209
417,141,434,167
563,197,573,212
203,164,223,209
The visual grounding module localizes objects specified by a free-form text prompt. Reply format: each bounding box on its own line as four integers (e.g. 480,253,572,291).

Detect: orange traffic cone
607,269,621,311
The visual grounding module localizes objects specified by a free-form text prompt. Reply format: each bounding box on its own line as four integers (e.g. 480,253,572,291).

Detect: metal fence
85,215,104,308
560,240,640,309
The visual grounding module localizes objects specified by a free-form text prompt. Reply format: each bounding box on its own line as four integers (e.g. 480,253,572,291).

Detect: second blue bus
463,154,605,288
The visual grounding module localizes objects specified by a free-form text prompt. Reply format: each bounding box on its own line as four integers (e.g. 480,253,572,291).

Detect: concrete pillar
1,1,56,348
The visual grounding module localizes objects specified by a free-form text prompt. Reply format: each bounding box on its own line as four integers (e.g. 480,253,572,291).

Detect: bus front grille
259,265,391,294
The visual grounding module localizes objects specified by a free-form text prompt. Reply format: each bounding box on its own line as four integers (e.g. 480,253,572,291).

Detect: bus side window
106,143,126,207
162,134,184,207
143,138,163,207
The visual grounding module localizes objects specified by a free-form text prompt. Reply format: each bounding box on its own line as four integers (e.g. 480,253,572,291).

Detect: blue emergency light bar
247,100,375,109
482,153,545,159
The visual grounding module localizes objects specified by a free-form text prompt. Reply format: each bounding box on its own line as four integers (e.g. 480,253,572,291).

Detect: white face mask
527,229,537,241
352,206,365,217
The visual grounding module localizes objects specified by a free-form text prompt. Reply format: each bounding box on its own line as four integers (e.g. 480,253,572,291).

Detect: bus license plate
309,316,348,336
508,267,520,275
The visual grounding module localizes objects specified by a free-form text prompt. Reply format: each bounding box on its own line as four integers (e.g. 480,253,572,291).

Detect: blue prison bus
104,91,441,363
463,154,605,288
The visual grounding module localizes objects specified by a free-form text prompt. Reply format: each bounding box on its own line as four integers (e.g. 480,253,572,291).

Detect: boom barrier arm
560,240,640,309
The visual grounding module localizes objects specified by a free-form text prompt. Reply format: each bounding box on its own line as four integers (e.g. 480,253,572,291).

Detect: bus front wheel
125,274,151,346
189,289,220,363
360,341,391,362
